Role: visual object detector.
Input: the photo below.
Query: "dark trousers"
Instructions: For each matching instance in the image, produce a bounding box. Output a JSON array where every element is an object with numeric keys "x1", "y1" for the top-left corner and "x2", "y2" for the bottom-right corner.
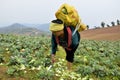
[{"x1": 65, "y1": 44, "x2": 79, "y2": 63}]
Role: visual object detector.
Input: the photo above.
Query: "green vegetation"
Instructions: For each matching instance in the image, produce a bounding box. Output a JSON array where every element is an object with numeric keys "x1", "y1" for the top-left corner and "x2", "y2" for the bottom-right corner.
[{"x1": 0, "y1": 34, "x2": 120, "y2": 80}]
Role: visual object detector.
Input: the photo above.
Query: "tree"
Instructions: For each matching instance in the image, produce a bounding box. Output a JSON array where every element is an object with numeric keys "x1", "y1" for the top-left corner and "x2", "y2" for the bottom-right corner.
[
  {"x1": 86, "y1": 25, "x2": 89, "y2": 29},
  {"x1": 106, "y1": 24, "x2": 110, "y2": 27},
  {"x1": 117, "y1": 19, "x2": 120, "y2": 25},
  {"x1": 101, "y1": 22, "x2": 105, "y2": 28},
  {"x1": 111, "y1": 21, "x2": 115, "y2": 26}
]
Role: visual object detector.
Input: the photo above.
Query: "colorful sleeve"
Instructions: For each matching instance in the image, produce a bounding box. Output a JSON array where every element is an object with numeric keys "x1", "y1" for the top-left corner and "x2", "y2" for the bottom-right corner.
[{"x1": 51, "y1": 34, "x2": 57, "y2": 55}]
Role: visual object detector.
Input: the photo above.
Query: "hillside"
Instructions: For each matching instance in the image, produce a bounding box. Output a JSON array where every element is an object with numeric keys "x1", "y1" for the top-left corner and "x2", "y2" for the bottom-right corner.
[
  {"x1": 0, "y1": 23, "x2": 47, "y2": 36},
  {"x1": 23, "y1": 23, "x2": 50, "y2": 32},
  {"x1": 80, "y1": 25, "x2": 120, "y2": 41}
]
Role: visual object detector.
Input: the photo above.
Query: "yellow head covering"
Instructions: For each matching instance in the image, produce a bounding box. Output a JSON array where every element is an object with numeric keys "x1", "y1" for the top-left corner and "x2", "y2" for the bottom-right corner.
[{"x1": 49, "y1": 22, "x2": 64, "y2": 32}]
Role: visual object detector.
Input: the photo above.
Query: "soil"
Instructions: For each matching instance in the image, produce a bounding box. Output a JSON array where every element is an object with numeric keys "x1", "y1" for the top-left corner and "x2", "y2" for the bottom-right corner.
[{"x1": 80, "y1": 25, "x2": 120, "y2": 41}]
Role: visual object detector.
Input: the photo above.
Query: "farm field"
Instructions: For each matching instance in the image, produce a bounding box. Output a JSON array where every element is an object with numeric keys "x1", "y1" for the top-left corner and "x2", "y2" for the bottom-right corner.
[
  {"x1": 80, "y1": 26, "x2": 120, "y2": 41},
  {"x1": 0, "y1": 34, "x2": 120, "y2": 80}
]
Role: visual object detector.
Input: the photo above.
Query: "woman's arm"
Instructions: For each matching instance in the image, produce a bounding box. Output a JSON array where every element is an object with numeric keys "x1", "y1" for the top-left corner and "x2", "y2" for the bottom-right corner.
[{"x1": 51, "y1": 34, "x2": 57, "y2": 55}]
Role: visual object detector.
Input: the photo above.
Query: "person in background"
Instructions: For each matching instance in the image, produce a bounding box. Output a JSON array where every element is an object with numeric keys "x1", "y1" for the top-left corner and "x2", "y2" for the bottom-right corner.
[{"x1": 49, "y1": 19, "x2": 80, "y2": 70}]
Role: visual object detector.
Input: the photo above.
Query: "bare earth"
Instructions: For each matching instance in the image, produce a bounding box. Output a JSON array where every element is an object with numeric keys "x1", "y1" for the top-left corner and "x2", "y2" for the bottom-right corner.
[{"x1": 80, "y1": 25, "x2": 120, "y2": 41}]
